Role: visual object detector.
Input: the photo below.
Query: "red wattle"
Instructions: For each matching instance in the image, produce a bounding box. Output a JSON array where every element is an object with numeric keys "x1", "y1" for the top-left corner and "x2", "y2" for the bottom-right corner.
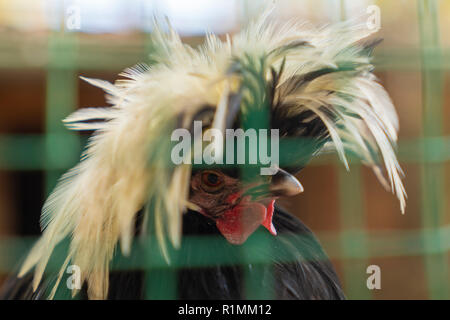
[
  {"x1": 216, "y1": 198, "x2": 277, "y2": 245},
  {"x1": 262, "y1": 200, "x2": 277, "y2": 235},
  {"x1": 216, "y1": 202, "x2": 266, "y2": 245}
]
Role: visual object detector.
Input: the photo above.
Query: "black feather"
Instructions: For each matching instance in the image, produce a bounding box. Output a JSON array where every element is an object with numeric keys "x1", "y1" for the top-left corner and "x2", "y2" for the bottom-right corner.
[{"x1": 1, "y1": 207, "x2": 344, "y2": 300}]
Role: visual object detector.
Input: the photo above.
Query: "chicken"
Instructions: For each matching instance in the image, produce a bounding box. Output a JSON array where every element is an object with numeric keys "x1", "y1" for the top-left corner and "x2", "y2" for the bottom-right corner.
[{"x1": 0, "y1": 7, "x2": 405, "y2": 300}]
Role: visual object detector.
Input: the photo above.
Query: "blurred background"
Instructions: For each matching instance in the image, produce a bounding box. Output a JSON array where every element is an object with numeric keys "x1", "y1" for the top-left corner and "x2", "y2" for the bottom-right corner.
[{"x1": 0, "y1": 0, "x2": 449, "y2": 299}]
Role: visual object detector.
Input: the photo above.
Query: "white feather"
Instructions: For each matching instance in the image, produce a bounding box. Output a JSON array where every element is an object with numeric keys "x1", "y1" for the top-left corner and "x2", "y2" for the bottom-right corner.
[{"x1": 19, "y1": 7, "x2": 406, "y2": 300}]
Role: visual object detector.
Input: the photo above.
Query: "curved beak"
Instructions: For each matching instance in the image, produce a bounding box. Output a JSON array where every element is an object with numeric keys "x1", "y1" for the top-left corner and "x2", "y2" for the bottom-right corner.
[
  {"x1": 241, "y1": 167, "x2": 304, "y2": 201},
  {"x1": 269, "y1": 168, "x2": 304, "y2": 197}
]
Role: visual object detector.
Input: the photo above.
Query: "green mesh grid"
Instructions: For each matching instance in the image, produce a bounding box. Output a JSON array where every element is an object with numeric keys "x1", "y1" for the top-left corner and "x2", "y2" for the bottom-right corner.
[{"x1": 0, "y1": 0, "x2": 449, "y2": 300}]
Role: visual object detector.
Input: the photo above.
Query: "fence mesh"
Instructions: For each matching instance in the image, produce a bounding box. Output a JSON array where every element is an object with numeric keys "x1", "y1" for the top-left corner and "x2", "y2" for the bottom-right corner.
[{"x1": 0, "y1": 0, "x2": 449, "y2": 299}]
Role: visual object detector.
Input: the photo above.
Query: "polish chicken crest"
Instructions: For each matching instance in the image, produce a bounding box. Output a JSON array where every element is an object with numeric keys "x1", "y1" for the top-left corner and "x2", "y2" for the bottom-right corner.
[{"x1": 17, "y1": 10, "x2": 406, "y2": 299}]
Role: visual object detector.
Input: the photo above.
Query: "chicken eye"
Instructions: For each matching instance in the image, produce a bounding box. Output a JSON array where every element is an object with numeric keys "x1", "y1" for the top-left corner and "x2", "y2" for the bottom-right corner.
[{"x1": 201, "y1": 171, "x2": 224, "y2": 192}]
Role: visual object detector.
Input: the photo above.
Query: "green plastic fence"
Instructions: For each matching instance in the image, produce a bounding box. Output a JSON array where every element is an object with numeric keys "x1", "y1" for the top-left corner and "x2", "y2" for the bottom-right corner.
[{"x1": 0, "y1": 0, "x2": 449, "y2": 299}]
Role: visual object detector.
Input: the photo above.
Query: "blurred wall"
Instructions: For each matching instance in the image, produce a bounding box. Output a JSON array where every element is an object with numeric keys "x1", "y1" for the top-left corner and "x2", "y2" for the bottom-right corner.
[{"x1": 0, "y1": 0, "x2": 449, "y2": 299}]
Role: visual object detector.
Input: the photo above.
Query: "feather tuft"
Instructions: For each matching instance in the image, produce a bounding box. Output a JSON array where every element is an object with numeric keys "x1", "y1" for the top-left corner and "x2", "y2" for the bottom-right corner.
[{"x1": 19, "y1": 8, "x2": 406, "y2": 299}]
